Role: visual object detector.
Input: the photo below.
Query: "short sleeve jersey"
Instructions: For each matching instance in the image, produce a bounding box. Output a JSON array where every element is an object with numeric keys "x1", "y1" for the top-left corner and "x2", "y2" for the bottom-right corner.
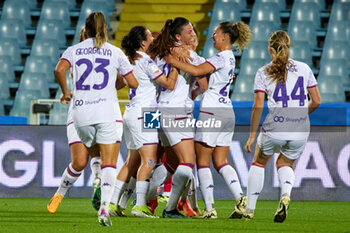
[
  {"x1": 61, "y1": 38, "x2": 133, "y2": 127},
  {"x1": 128, "y1": 51, "x2": 163, "y2": 107},
  {"x1": 254, "y1": 59, "x2": 318, "y2": 140},
  {"x1": 156, "y1": 49, "x2": 205, "y2": 108},
  {"x1": 202, "y1": 50, "x2": 235, "y2": 108}
]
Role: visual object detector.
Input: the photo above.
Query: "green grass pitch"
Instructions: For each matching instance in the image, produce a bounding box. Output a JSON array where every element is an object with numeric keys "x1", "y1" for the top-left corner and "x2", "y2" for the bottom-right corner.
[{"x1": 0, "y1": 198, "x2": 349, "y2": 233}]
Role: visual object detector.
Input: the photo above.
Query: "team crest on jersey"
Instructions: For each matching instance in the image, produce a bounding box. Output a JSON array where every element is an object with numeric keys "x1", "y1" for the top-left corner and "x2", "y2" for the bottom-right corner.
[
  {"x1": 150, "y1": 64, "x2": 160, "y2": 74},
  {"x1": 143, "y1": 110, "x2": 161, "y2": 129}
]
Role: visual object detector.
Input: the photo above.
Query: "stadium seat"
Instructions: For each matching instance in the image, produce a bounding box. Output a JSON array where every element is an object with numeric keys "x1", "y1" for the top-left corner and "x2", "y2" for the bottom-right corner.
[
  {"x1": 0, "y1": 19, "x2": 27, "y2": 47},
  {"x1": 241, "y1": 41, "x2": 269, "y2": 62},
  {"x1": 0, "y1": 78, "x2": 10, "y2": 100},
  {"x1": 325, "y1": 21, "x2": 350, "y2": 43},
  {"x1": 318, "y1": 59, "x2": 349, "y2": 87},
  {"x1": 0, "y1": 101, "x2": 5, "y2": 115},
  {"x1": 84, "y1": 0, "x2": 115, "y2": 11},
  {"x1": 6, "y1": 0, "x2": 38, "y2": 10},
  {"x1": 205, "y1": 3, "x2": 241, "y2": 36},
  {"x1": 10, "y1": 89, "x2": 42, "y2": 117},
  {"x1": 202, "y1": 38, "x2": 216, "y2": 58},
  {"x1": 230, "y1": 92, "x2": 254, "y2": 101},
  {"x1": 321, "y1": 41, "x2": 350, "y2": 63},
  {"x1": 318, "y1": 74, "x2": 350, "y2": 90},
  {"x1": 318, "y1": 78, "x2": 346, "y2": 102},
  {"x1": 255, "y1": 0, "x2": 286, "y2": 10},
  {"x1": 294, "y1": 0, "x2": 326, "y2": 11},
  {"x1": 31, "y1": 39, "x2": 60, "y2": 65},
  {"x1": 239, "y1": 59, "x2": 266, "y2": 76},
  {"x1": 40, "y1": 1, "x2": 71, "y2": 28},
  {"x1": 19, "y1": 72, "x2": 50, "y2": 99},
  {"x1": 0, "y1": 39, "x2": 22, "y2": 66},
  {"x1": 214, "y1": 0, "x2": 247, "y2": 8},
  {"x1": 233, "y1": 75, "x2": 255, "y2": 93},
  {"x1": 290, "y1": 2, "x2": 321, "y2": 29},
  {"x1": 250, "y1": 2, "x2": 281, "y2": 28},
  {"x1": 35, "y1": 20, "x2": 66, "y2": 48},
  {"x1": 249, "y1": 21, "x2": 277, "y2": 42},
  {"x1": 24, "y1": 55, "x2": 55, "y2": 83},
  {"x1": 1, "y1": 0, "x2": 32, "y2": 28},
  {"x1": 45, "y1": 0, "x2": 76, "y2": 10},
  {"x1": 0, "y1": 56, "x2": 15, "y2": 82},
  {"x1": 0, "y1": 71, "x2": 15, "y2": 84},
  {"x1": 80, "y1": 1, "x2": 111, "y2": 19},
  {"x1": 289, "y1": 42, "x2": 313, "y2": 67},
  {"x1": 329, "y1": 2, "x2": 350, "y2": 23},
  {"x1": 288, "y1": 21, "x2": 317, "y2": 49}
]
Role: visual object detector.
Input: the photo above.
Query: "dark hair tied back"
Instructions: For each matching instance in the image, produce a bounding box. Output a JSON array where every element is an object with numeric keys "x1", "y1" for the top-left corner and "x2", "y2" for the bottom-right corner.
[{"x1": 121, "y1": 26, "x2": 147, "y2": 62}]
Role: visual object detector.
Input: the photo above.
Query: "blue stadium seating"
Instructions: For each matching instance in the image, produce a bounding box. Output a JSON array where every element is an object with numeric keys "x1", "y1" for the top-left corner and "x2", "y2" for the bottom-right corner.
[
  {"x1": 1, "y1": 0, "x2": 32, "y2": 28},
  {"x1": 48, "y1": 112, "x2": 68, "y2": 125},
  {"x1": 201, "y1": 38, "x2": 216, "y2": 58},
  {"x1": 84, "y1": 0, "x2": 115, "y2": 11},
  {"x1": 30, "y1": 39, "x2": 60, "y2": 65},
  {"x1": 45, "y1": 0, "x2": 76, "y2": 10},
  {"x1": 230, "y1": 92, "x2": 254, "y2": 101},
  {"x1": 294, "y1": 0, "x2": 326, "y2": 11},
  {"x1": 0, "y1": 101, "x2": 5, "y2": 115},
  {"x1": 24, "y1": 55, "x2": 55, "y2": 83},
  {"x1": 249, "y1": 21, "x2": 277, "y2": 42},
  {"x1": 289, "y1": 42, "x2": 313, "y2": 68},
  {"x1": 0, "y1": 19, "x2": 27, "y2": 47},
  {"x1": 0, "y1": 78, "x2": 10, "y2": 100},
  {"x1": 0, "y1": 39, "x2": 21, "y2": 65},
  {"x1": 321, "y1": 41, "x2": 350, "y2": 65},
  {"x1": 0, "y1": 56, "x2": 15, "y2": 82},
  {"x1": 290, "y1": 2, "x2": 321, "y2": 29},
  {"x1": 255, "y1": 0, "x2": 286, "y2": 10},
  {"x1": 241, "y1": 41, "x2": 269, "y2": 62},
  {"x1": 318, "y1": 78, "x2": 346, "y2": 102},
  {"x1": 250, "y1": 2, "x2": 281, "y2": 28},
  {"x1": 10, "y1": 89, "x2": 42, "y2": 117},
  {"x1": 239, "y1": 59, "x2": 266, "y2": 76},
  {"x1": 325, "y1": 21, "x2": 350, "y2": 44},
  {"x1": 35, "y1": 20, "x2": 66, "y2": 48},
  {"x1": 40, "y1": 1, "x2": 71, "y2": 28},
  {"x1": 288, "y1": 21, "x2": 317, "y2": 49},
  {"x1": 329, "y1": 2, "x2": 350, "y2": 23},
  {"x1": 0, "y1": 71, "x2": 15, "y2": 85},
  {"x1": 19, "y1": 72, "x2": 50, "y2": 99},
  {"x1": 233, "y1": 75, "x2": 255, "y2": 93},
  {"x1": 318, "y1": 59, "x2": 349, "y2": 87},
  {"x1": 7, "y1": 0, "x2": 38, "y2": 10},
  {"x1": 214, "y1": 0, "x2": 247, "y2": 8}
]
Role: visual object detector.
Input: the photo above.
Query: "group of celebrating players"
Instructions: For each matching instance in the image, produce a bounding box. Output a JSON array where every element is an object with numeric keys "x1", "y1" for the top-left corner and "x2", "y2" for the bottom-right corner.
[{"x1": 46, "y1": 11, "x2": 321, "y2": 226}]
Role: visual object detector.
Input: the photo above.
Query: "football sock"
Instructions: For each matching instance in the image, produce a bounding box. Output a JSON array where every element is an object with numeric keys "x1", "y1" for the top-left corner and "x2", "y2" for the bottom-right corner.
[
  {"x1": 136, "y1": 181, "x2": 149, "y2": 206},
  {"x1": 217, "y1": 163, "x2": 243, "y2": 200},
  {"x1": 119, "y1": 176, "x2": 136, "y2": 209},
  {"x1": 148, "y1": 164, "x2": 172, "y2": 200},
  {"x1": 198, "y1": 166, "x2": 214, "y2": 211},
  {"x1": 246, "y1": 164, "x2": 265, "y2": 212},
  {"x1": 110, "y1": 179, "x2": 127, "y2": 205},
  {"x1": 90, "y1": 157, "x2": 101, "y2": 179},
  {"x1": 188, "y1": 173, "x2": 199, "y2": 209},
  {"x1": 57, "y1": 163, "x2": 82, "y2": 197},
  {"x1": 100, "y1": 166, "x2": 117, "y2": 208},
  {"x1": 278, "y1": 166, "x2": 294, "y2": 198},
  {"x1": 165, "y1": 164, "x2": 193, "y2": 211}
]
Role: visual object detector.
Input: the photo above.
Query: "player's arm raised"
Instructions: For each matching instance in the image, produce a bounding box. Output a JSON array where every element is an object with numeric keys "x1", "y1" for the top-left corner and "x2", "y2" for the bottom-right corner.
[{"x1": 55, "y1": 59, "x2": 72, "y2": 104}]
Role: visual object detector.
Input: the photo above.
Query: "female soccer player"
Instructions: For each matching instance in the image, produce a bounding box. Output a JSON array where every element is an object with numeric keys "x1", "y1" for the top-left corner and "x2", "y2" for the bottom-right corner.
[
  {"x1": 148, "y1": 17, "x2": 207, "y2": 218},
  {"x1": 54, "y1": 12, "x2": 138, "y2": 226},
  {"x1": 110, "y1": 26, "x2": 179, "y2": 218},
  {"x1": 243, "y1": 30, "x2": 320, "y2": 222},
  {"x1": 47, "y1": 28, "x2": 102, "y2": 214},
  {"x1": 165, "y1": 21, "x2": 252, "y2": 218}
]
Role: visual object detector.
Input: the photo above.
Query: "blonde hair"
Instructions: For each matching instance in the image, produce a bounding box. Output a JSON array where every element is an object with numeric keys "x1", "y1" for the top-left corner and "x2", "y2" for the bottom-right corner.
[
  {"x1": 265, "y1": 30, "x2": 292, "y2": 84},
  {"x1": 219, "y1": 21, "x2": 252, "y2": 52},
  {"x1": 79, "y1": 28, "x2": 86, "y2": 42},
  {"x1": 85, "y1": 12, "x2": 107, "y2": 48}
]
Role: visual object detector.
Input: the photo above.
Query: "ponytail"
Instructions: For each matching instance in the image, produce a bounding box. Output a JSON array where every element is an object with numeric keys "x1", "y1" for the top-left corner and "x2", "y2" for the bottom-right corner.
[
  {"x1": 219, "y1": 21, "x2": 252, "y2": 52},
  {"x1": 265, "y1": 30, "x2": 292, "y2": 85},
  {"x1": 85, "y1": 12, "x2": 107, "y2": 48},
  {"x1": 148, "y1": 17, "x2": 190, "y2": 59},
  {"x1": 121, "y1": 26, "x2": 147, "y2": 63}
]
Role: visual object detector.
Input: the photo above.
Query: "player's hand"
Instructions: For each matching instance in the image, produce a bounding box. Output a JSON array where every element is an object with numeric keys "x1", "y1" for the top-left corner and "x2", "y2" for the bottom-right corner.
[
  {"x1": 164, "y1": 53, "x2": 175, "y2": 64},
  {"x1": 170, "y1": 47, "x2": 193, "y2": 63},
  {"x1": 60, "y1": 91, "x2": 72, "y2": 104},
  {"x1": 244, "y1": 136, "x2": 255, "y2": 153}
]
